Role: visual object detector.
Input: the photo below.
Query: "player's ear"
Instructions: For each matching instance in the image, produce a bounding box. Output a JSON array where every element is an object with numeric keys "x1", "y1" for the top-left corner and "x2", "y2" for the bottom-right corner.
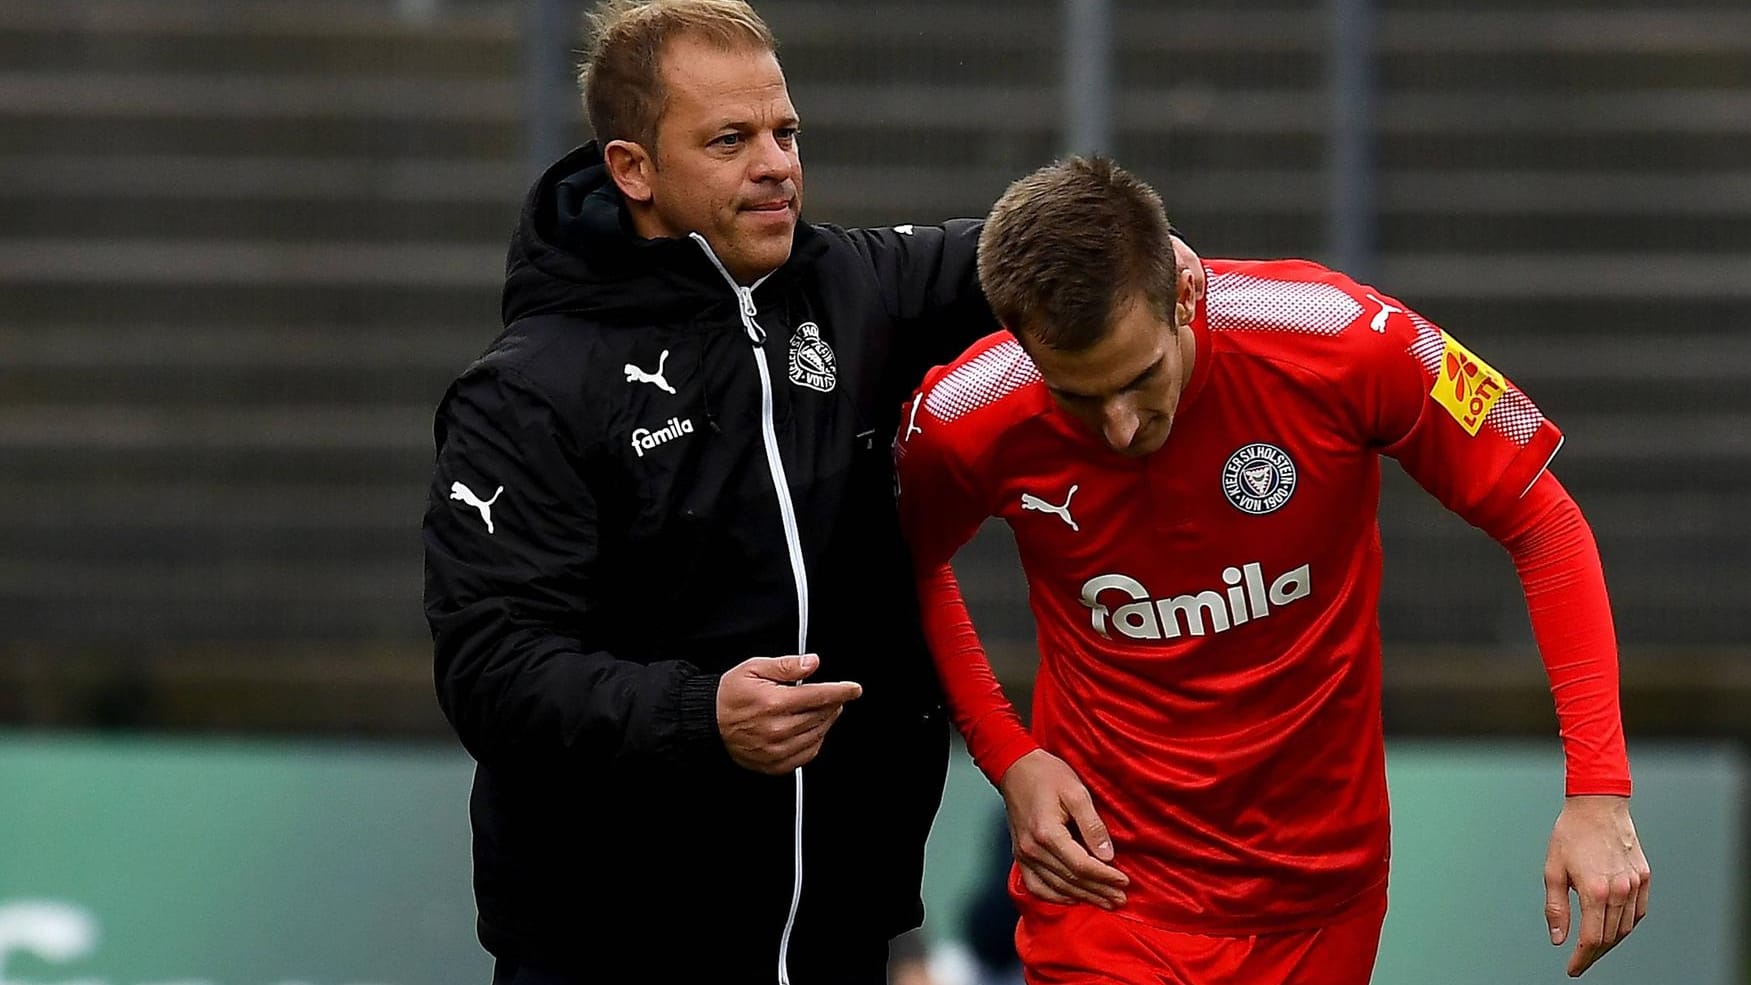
[
  {"x1": 604, "y1": 139, "x2": 656, "y2": 204},
  {"x1": 1174, "y1": 262, "x2": 1198, "y2": 328}
]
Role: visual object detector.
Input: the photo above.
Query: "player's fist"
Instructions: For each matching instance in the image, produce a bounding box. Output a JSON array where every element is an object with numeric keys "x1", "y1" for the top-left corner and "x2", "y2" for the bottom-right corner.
[
  {"x1": 716, "y1": 653, "x2": 862, "y2": 774},
  {"x1": 999, "y1": 749, "x2": 1129, "y2": 909}
]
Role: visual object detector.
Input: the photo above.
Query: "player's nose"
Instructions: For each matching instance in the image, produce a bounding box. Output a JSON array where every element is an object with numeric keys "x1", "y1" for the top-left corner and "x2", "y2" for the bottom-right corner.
[{"x1": 1100, "y1": 404, "x2": 1141, "y2": 452}]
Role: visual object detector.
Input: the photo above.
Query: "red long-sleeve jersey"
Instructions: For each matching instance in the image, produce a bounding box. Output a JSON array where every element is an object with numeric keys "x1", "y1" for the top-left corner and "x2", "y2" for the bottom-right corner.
[{"x1": 894, "y1": 257, "x2": 1630, "y2": 933}]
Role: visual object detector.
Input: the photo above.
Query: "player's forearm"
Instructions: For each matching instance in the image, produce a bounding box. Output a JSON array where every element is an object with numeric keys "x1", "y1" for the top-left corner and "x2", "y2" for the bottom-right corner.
[
  {"x1": 916, "y1": 561, "x2": 1040, "y2": 783},
  {"x1": 1488, "y1": 471, "x2": 1632, "y2": 796}
]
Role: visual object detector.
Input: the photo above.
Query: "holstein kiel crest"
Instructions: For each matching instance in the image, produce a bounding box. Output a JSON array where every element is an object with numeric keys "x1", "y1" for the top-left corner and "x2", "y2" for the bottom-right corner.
[
  {"x1": 1222, "y1": 442, "x2": 1297, "y2": 515},
  {"x1": 787, "y1": 321, "x2": 837, "y2": 392}
]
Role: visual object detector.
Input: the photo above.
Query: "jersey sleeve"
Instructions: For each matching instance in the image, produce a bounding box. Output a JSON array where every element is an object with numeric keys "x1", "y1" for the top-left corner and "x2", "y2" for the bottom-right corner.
[
  {"x1": 1357, "y1": 297, "x2": 1564, "y2": 523},
  {"x1": 1483, "y1": 471, "x2": 1632, "y2": 796},
  {"x1": 892, "y1": 370, "x2": 997, "y2": 569},
  {"x1": 893, "y1": 371, "x2": 1040, "y2": 782}
]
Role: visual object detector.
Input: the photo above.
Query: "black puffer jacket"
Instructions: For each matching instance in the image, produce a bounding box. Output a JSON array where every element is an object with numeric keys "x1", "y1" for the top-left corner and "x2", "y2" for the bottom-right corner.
[{"x1": 423, "y1": 143, "x2": 995, "y2": 983}]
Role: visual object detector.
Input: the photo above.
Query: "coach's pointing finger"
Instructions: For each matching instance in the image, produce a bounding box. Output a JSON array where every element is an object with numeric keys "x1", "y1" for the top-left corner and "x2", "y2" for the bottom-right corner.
[{"x1": 718, "y1": 654, "x2": 860, "y2": 773}]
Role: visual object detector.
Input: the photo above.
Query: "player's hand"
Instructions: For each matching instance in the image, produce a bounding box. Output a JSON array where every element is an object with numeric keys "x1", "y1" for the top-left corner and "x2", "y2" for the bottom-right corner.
[
  {"x1": 998, "y1": 749, "x2": 1129, "y2": 909},
  {"x1": 1542, "y1": 794, "x2": 1651, "y2": 977},
  {"x1": 716, "y1": 653, "x2": 862, "y2": 774}
]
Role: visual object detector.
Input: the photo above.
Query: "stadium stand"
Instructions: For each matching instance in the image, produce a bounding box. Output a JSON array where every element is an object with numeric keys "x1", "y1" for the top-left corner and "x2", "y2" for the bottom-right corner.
[{"x1": 0, "y1": 0, "x2": 1745, "y2": 734}]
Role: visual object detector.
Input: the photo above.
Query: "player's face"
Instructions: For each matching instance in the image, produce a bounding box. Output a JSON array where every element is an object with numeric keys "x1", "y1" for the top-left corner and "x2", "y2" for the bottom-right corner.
[
  {"x1": 1027, "y1": 294, "x2": 1194, "y2": 458},
  {"x1": 616, "y1": 38, "x2": 804, "y2": 283}
]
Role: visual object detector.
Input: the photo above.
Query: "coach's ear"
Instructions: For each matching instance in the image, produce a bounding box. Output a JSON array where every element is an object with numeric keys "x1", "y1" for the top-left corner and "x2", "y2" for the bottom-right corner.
[{"x1": 604, "y1": 139, "x2": 656, "y2": 204}]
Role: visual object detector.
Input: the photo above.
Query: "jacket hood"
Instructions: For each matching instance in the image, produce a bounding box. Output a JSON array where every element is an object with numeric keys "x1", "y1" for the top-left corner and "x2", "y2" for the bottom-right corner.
[{"x1": 501, "y1": 141, "x2": 825, "y2": 326}]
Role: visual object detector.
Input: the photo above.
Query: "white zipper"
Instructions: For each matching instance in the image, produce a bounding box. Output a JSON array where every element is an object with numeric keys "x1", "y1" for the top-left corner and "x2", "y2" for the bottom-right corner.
[{"x1": 692, "y1": 234, "x2": 810, "y2": 985}]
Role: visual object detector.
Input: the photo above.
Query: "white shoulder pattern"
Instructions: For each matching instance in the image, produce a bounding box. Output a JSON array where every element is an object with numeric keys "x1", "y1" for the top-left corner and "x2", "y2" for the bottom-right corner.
[
  {"x1": 923, "y1": 339, "x2": 1041, "y2": 422},
  {"x1": 1206, "y1": 270, "x2": 1364, "y2": 337}
]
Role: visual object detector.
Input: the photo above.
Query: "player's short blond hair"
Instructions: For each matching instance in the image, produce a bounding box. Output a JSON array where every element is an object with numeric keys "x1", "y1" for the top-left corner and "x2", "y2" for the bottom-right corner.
[
  {"x1": 579, "y1": 0, "x2": 778, "y2": 155},
  {"x1": 979, "y1": 157, "x2": 1181, "y2": 352}
]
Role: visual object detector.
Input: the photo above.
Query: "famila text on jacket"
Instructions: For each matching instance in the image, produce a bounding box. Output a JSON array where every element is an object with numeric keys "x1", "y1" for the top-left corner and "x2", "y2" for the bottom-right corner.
[{"x1": 631, "y1": 416, "x2": 695, "y2": 457}]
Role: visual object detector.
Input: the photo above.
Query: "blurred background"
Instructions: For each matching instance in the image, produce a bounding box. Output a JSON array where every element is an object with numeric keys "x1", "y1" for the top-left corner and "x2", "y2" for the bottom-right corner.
[{"x1": 0, "y1": 0, "x2": 1745, "y2": 982}]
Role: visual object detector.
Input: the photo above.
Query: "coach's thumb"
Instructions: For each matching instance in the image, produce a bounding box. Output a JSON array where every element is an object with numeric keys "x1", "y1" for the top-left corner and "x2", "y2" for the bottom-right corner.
[
  {"x1": 765, "y1": 653, "x2": 820, "y2": 683},
  {"x1": 1544, "y1": 868, "x2": 1571, "y2": 945}
]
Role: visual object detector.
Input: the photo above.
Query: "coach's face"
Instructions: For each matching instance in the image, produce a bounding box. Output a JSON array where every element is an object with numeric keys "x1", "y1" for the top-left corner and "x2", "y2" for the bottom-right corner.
[
  {"x1": 1026, "y1": 273, "x2": 1199, "y2": 458},
  {"x1": 608, "y1": 36, "x2": 803, "y2": 284}
]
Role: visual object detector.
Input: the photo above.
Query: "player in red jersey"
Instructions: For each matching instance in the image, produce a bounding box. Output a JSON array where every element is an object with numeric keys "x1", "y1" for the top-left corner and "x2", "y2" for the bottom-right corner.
[{"x1": 894, "y1": 158, "x2": 1651, "y2": 984}]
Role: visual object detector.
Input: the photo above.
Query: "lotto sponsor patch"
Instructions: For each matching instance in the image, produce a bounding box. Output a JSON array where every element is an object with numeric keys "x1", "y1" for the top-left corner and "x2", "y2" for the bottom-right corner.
[{"x1": 1431, "y1": 334, "x2": 1506, "y2": 436}]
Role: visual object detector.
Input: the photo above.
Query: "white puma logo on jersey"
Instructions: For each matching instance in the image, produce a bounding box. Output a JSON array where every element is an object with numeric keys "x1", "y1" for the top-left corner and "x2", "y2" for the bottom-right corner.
[
  {"x1": 624, "y1": 350, "x2": 676, "y2": 394},
  {"x1": 904, "y1": 393, "x2": 925, "y2": 441},
  {"x1": 1021, "y1": 484, "x2": 1079, "y2": 531},
  {"x1": 1365, "y1": 294, "x2": 1402, "y2": 333},
  {"x1": 450, "y1": 481, "x2": 504, "y2": 534}
]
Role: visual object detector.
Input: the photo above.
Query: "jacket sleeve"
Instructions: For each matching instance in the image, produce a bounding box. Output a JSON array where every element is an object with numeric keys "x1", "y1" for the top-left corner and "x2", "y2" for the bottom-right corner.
[
  {"x1": 422, "y1": 366, "x2": 724, "y2": 768},
  {"x1": 840, "y1": 220, "x2": 1000, "y2": 377}
]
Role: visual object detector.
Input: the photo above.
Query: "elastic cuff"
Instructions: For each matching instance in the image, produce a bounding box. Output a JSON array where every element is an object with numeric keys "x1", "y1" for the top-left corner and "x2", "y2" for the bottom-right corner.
[
  {"x1": 980, "y1": 734, "x2": 1043, "y2": 788},
  {"x1": 1565, "y1": 778, "x2": 1633, "y2": 798},
  {"x1": 676, "y1": 671, "x2": 729, "y2": 763}
]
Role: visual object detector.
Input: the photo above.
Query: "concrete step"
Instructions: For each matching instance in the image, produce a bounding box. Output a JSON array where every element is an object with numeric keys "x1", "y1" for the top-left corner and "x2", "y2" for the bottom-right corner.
[
  {"x1": 0, "y1": 413, "x2": 430, "y2": 486},
  {"x1": 0, "y1": 557, "x2": 424, "y2": 643},
  {"x1": 0, "y1": 12, "x2": 514, "y2": 79},
  {"x1": 0, "y1": 113, "x2": 521, "y2": 159},
  {"x1": 0, "y1": 280, "x2": 495, "y2": 332},
  {"x1": 14, "y1": 105, "x2": 1750, "y2": 178},
  {"x1": 0, "y1": 354, "x2": 467, "y2": 408},
  {"x1": 0, "y1": 239, "x2": 500, "y2": 287},
  {"x1": 0, "y1": 320, "x2": 487, "y2": 365},
  {"x1": 13, "y1": 68, "x2": 1744, "y2": 138},
  {"x1": 13, "y1": 155, "x2": 1750, "y2": 250},
  {"x1": 8, "y1": 3, "x2": 1744, "y2": 99},
  {"x1": 1, "y1": 191, "x2": 517, "y2": 246}
]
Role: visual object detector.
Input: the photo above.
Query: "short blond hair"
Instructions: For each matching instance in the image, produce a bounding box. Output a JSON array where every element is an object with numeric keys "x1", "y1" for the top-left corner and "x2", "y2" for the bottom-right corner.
[{"x1": 579, "y1": 0, "x2": 778, "y2": 153}]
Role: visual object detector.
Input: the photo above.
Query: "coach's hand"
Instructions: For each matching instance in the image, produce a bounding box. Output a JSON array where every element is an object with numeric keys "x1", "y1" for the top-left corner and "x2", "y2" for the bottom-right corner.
[
  {"x1": 999, "y1": 749, "x2": 1129, "y2": 909},
  {"x1": 1543, "y1": 794, "x2": 1651, "y2": 977},
  {"x1": 717, "y1": 653, "x2": 862, "y2": 775}
]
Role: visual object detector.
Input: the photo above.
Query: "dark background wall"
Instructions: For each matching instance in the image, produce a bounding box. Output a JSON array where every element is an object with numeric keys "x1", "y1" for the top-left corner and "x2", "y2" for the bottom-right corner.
[{"x1": 1, "y1": 0, "x2": 1746, "y2": 743}]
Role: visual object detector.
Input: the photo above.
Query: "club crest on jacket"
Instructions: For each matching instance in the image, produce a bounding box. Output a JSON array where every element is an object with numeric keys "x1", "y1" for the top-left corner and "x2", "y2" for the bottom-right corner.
[{"x1": 787, "y1": 321, "x2": 837, "y2": 392}]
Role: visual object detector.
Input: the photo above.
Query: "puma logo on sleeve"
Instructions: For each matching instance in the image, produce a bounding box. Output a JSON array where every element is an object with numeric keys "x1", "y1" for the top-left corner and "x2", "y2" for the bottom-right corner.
[{"x1": 450, "y1": 481, "x2": 505, "y2": 534}]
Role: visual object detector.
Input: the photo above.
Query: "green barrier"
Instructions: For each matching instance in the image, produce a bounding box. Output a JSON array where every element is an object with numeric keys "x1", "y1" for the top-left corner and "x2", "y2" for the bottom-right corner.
[
  {"x1": 0, "y1": 734, "x2": 487, "y2": 985},
  {"x1": 1, "y1": 735, "x2": 1742, "y2": 984}
]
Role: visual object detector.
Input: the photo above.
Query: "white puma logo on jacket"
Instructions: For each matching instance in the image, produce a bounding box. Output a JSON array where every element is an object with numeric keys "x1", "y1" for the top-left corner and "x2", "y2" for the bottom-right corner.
[
  {"x1": 624, "y1": 350, "x2": 676, "y2": 394},
  {"x1": 450, "y1": 481, "x2": 504, "y2": 534}
]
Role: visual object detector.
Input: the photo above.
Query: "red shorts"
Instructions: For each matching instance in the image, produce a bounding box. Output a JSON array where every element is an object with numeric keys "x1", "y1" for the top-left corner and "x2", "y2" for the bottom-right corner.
[{"x1": 1015, "y1": 895, "x2": 1387, "y2": 985}]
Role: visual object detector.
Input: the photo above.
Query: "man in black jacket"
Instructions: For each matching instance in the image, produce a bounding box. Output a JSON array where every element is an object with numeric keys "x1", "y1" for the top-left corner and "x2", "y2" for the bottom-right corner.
[
  {"x1": 424, "y1": 3, "x2": 1198, "y2": 982},
  {"x1": 422, "y1": 3, "x2": 993, "y2": 982}
]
